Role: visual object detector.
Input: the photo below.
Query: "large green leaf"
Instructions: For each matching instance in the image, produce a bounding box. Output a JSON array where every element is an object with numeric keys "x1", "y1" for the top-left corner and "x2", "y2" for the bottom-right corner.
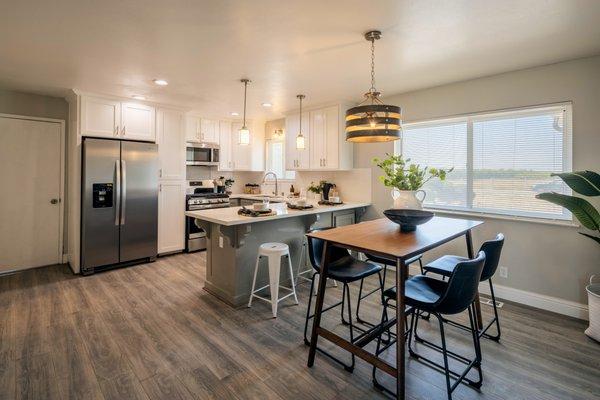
[
  {"x1": 552, "y1": 171, "x2": 600, "y2": 196},
  {"x1": 535, "y1": 192, "x2": 600, "y2": 230},
  {"x1": 579, "y1": 232, "x2": 600, "y2": 246}
]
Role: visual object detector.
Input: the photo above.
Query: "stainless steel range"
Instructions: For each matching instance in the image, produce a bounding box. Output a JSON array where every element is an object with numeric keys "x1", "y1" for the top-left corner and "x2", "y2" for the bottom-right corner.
[{"x1": 185, "y1": 180, "x2": 230, "y2": 252}]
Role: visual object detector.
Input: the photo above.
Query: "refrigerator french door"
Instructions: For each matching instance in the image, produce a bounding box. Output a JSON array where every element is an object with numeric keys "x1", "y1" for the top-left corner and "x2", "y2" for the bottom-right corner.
[{"x1": 81, "y1": 138, "x2": 158, "y2": 274}]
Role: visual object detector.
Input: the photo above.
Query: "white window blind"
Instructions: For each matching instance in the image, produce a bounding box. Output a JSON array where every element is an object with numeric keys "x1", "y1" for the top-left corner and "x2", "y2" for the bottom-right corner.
[{"x1": 396, "y1": 104, "x2": 572, "y2": 220}]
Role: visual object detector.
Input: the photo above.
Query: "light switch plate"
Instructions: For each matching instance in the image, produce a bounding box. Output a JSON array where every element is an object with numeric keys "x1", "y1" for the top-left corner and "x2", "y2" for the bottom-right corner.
[{"x1": 499, "y1": 266, "x2": 508, "y2": 278}]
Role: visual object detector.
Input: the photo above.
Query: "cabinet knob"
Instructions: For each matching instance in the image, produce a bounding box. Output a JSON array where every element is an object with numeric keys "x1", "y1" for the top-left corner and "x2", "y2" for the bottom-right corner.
[{"x1": 50, "y1": 198, "x2": 59, "y2": 205}]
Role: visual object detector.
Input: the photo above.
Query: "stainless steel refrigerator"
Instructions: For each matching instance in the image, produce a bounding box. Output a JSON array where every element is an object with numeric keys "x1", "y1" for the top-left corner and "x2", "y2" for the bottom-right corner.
[{"x1": 81, "y1": 138, "x2": 158, "y2": 274}]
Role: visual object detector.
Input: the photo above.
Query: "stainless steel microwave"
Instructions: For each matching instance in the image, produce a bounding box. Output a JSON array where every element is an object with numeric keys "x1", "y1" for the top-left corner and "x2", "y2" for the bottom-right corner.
[{"x1": 186, "y1": 142, "x2": 219, "y2": 166}]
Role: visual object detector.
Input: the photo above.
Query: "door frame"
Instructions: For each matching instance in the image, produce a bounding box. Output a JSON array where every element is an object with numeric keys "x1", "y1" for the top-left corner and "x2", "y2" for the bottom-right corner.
[{"x1": 0, "y1": 113, "x2": 66, "y2": 267}]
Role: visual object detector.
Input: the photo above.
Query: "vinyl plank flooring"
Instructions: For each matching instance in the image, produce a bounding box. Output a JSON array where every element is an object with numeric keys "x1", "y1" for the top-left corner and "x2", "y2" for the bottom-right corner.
[{"x1": 1, "y1": 252, "x2": 598, "y2": 400}]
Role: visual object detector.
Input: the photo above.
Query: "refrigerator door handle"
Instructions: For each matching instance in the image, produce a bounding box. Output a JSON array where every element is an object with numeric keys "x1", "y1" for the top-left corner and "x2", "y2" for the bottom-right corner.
[
  {"x1": 121, "y1": 160, "x2": 127, "y2": 225},
  {"x1": 115, "y1": 160, "x2": 121, "y2": 226}
]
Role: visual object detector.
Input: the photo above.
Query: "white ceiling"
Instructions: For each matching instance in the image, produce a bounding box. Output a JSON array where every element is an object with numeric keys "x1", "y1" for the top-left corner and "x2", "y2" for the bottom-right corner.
[{"x1": 1, "y1": 0, "x2": 599, "y2": 119}]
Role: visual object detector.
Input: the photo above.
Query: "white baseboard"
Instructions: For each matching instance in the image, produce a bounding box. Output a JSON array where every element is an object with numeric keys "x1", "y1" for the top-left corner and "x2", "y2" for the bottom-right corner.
[
  {"x1": 478, "y1": 282, "x2": 589, "y2": 321},
  {"x1": 407, "y1": 264, "x2": 589, "y2": 321}
]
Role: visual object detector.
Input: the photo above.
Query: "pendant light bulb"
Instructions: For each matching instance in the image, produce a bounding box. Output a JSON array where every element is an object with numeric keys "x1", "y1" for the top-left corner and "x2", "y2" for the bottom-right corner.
[
  {"x1": 296, "y1": 94, "x2": 306, "y2": 150},
  {"x1": 238, "y1": 78, "x2": 251, "y2": 145}
]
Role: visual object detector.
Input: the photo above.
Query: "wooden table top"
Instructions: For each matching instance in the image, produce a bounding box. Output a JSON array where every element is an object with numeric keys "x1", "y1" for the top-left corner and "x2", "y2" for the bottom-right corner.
[{"x1": 307, "y1": 216, "x2": 483, "y2": 260}]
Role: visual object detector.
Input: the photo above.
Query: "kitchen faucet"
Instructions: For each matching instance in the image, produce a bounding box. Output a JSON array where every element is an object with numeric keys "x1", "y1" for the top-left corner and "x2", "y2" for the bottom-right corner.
[{"x1": 262, "y1": 172, "x2": 278, "y2": 196}]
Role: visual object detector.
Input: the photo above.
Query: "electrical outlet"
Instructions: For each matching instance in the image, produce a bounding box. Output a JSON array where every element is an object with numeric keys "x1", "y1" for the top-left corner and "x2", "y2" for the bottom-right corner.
[
  {"x1": 499, "y1": 266, "x2": 508, "y2": 279},
  {"x1": 219, "y1": 236, "x2": 224, "y2": 248}
]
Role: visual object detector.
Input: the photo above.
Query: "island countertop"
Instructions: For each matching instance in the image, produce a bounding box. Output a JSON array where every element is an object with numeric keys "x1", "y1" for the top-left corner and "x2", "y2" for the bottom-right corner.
[{"x1": 186, "y1": 201, "x2": 370, "y2": 226}]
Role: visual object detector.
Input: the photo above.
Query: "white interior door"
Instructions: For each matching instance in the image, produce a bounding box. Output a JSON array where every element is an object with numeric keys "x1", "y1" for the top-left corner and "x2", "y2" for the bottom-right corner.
[{"x1": 0, "y1": 116, "x2": 63, "y2": 272}]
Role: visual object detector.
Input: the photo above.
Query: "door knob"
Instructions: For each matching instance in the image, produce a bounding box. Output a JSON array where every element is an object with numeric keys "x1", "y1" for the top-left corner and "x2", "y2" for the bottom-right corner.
[{"x1": 50, "y1": 198, "x2": 59, "y2": 204}]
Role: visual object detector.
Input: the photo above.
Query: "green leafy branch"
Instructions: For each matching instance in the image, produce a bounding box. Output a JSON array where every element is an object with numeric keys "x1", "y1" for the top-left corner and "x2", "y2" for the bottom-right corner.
[
  {"x1": 372, "y1": 153, "x2": 453, "y2": 191},
  {"x1": 536, "y1": 170, "x2": 600, "y2": 245}
]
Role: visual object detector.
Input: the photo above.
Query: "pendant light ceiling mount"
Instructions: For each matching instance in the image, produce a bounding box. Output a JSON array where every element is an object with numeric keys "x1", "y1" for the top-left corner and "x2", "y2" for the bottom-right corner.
[
  {"x1": 345, "y1": 30, "x2": 402, "y2": 143},
  {"x1": 238, "y1": 78, "x2": 251, "y2": 145}
]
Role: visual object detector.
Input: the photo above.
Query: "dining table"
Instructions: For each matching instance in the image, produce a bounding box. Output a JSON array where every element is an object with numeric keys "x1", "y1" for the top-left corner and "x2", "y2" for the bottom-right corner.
[{"x1": 306, "y1": 215, "x2": 483, "y2": 399}]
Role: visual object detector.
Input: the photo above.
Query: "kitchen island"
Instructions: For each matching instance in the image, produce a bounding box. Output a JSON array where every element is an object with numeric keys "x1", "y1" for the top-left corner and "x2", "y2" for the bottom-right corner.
[{"x1": 186, "y1": 201, "x2": 370, "y2": 307}]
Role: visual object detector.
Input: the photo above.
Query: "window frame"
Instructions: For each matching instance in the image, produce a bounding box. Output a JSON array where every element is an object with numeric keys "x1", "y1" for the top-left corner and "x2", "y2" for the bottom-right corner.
[
  {"x1": 264, "y1": 136, "x2": 295, "y2": 182},
  {"x1": 396, "y1": 102, "x2": 573, "y2": 222}
]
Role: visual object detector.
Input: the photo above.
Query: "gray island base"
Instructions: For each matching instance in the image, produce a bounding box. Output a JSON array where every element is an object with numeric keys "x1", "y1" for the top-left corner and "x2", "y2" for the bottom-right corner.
[{"x1": 187, "y1": 202, "x2": 369, "y2": 307}]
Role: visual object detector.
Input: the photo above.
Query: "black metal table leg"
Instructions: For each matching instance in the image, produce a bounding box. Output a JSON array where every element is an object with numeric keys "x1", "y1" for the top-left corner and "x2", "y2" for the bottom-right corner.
[{"x1": 307, "y1": 240, "x2": 330, "y2": 367}]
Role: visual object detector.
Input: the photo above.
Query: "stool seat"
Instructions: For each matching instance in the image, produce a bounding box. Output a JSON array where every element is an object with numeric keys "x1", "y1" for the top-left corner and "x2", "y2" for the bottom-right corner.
[
  {"x1": 384, "y1": 275, "x2": 447, "y2": 311},
  {"x1": 326, "y1": 256, "x2": 382, "y2": 283},
  {"x1": 423, "y1": 255, "x2": 467, "y2": 277},
  {"x1": 259, "y1": 242, "x2": 290, "y2": 256}
]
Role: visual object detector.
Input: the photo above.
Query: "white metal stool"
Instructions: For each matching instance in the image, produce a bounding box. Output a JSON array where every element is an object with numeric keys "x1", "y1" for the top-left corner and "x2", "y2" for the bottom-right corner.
[{"x1": 248, "y1": 242, "x2": 299, "y2": 318}]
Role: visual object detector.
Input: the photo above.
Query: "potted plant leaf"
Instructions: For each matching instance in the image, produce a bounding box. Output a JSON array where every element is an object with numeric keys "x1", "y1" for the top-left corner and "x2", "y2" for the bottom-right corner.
[
  {"x1": 373, "y1": 153, "x2": 453, "y2": 209},
  {"x1": 536, "y1": 170, "x2": 600, "y2": 341}
]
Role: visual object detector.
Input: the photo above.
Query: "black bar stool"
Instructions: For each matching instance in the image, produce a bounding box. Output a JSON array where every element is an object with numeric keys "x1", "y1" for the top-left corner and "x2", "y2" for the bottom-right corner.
[
  {"x1": 303, "y1": 228, "x2": 384, "y2": 372},
  {"x1": 423, "y1": 233, "x2": 504, "y2": 340},
  {"x1": 373, "y1": 251, "x2": 487, "y2": 399}
]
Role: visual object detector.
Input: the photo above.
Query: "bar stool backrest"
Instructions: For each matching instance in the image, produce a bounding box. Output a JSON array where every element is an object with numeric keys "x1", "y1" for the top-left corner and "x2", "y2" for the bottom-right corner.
[
  {"x1": 306, "y1": 228, "x2": 350, "y2": 272},
  {"x1": 479, "y1": 233, "x2": 504, "y2": 282},
  {"x1": 436, "y1": 251, "x2": 486, "y2": 315}
]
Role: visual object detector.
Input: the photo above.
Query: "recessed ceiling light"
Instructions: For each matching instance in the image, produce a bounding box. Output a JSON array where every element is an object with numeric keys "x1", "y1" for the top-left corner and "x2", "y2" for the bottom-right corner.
[
  {"x1": 261, "y1": 102, "x2": 272, "y2": 107},
  {"x1": 153, "y1": 79, "x2": 168, "y2": 86},
  {"x1": 132, "y1": 95, "x2": 146, "y2": 100},
  {"x1": 230, "y1": 112, "x2": 240, "y2": 116}
]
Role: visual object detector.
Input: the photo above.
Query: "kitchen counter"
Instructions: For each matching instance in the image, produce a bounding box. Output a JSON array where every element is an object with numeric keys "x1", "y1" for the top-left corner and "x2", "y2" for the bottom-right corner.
[
  {"x1": 187, "y1": 201, "x2": 370, "y2": 307},
  {"x1": 185, "y1": 201, "x2": 370, "y2": 226}
]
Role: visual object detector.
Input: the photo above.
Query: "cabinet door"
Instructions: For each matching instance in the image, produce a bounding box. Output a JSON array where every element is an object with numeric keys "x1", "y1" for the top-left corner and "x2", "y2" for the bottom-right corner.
[
  {"x1": 185, "y1": 116, "x2": 201, "y2": 141},
  {"x1": 333, "y1": 211, "x2": 355, "y2": 227},
  {"x1": 323, "y1": 106, "x2": 339, "y2": 169},
  {"x1": 218, "y1": 120, "x2": 233, "y2": 171},
  {"x1": 231, "y1": 122, "x2": 251, "y2": 170},
  {"x1": 121, "y1": 102, "x2": 156, "y2": 142},
  {"x1": 81, "y1": 96, "x2": 121, "y2": 138},
  {"x1": 157, "y1": 109, "x2": 185, "y2": 180},
  {"x1": 309, "y1": 106, "x2": 339, "y2": 169},
  {"x1": 158, "y1": 181, "x2": 185, "y2": 253},
  {"x1": 309, "y1": 109, "x2": 326, "y2": 169},
  {"x1": 285, "y1": 113, "x2": 310, "y2": 170},
  {"x1": 201, "y1": 119, "x2": 219, "y2": 143}
]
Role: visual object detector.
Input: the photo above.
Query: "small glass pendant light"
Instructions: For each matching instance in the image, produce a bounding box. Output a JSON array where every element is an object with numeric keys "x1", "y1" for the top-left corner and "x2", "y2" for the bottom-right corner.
[
  {"x1": 238, "y1": 78, "x2": 251, "y2": 145},
  {"x1": 345, "y1": 30, "x2": 401, "y2": 143},
  {"x1": 296, "y1": 94, "x2": 306, "y2": 150}
]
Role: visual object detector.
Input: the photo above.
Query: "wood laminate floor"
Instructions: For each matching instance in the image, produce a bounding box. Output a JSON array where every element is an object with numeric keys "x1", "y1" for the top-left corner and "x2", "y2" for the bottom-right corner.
[{"x1": 0, "y1": 252, "x2": 598, "y2": 400}]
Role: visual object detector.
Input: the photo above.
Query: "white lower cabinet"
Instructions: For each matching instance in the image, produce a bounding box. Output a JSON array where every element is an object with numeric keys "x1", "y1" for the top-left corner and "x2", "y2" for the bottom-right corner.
[{"x1": 158, "y1": 181, "x2": 185, "y2": 254}]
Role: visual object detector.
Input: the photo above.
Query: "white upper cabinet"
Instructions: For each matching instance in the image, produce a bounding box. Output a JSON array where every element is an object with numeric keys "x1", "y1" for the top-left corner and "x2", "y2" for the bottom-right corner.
[
  {"x1": 185, "y1": 115, "x2": 201, "y2": 142},
  {"x1": 218, "y1": 120, "x2": 233, "y2": 171},
  {"x1": 201, "y1": 119, "x2": 219, "y2": 143},
  {"x1": 157, "y1": 109, "x2": 185, "y2": 181},
  {"x1": 284, "y1": 104, "x2": 352, "y2": 171},
  {"x1": 81, "y1": 96, "x2": 121, "y2": 138},
  {"x1": 285, "y1": 112, "x2": 310, "y2": 170},
  {"x1": 121, "y1": 102, "x2": 156, "y2": 141},
  {"x1": 80, "y1": 95, "x2": 155, "y2": 142},
  {"x1": 310, "y1": 105, "x2": 339, "y2": 170},
  {"x1": 185, "y1": 115, "x2": 218, "y2": 143}
]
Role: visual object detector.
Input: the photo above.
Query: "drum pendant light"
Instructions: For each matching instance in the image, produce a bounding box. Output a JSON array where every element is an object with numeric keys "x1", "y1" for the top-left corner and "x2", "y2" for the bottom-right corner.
[
  {"x1": 238, "y1": 78, "x2": 251, "y2": 145},
  {"x1": 345, "y1": 30, "x2": 401, "y2": 143},
  {"x1": 296, "y1": 94, "x2": 306, "y2": 149}
]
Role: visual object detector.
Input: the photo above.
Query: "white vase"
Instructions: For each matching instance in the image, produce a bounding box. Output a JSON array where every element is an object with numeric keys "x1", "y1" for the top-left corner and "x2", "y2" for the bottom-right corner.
[{"x1": 391, "y1": 189, "x2": 426, "y2": 210}]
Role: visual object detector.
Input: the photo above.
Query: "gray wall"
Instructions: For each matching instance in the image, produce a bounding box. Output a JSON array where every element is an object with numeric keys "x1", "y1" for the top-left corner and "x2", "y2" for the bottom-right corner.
[
  {"x1": 355, "y1": 56, "x2": 600, "y2": 305},
  {"x1": 0, "y1": 89, "x2": 69, "y2": 253}
]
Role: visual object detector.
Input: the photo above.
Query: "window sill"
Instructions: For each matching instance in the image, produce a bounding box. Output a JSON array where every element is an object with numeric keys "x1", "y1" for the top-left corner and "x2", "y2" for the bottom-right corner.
[{"x1": 424, "y1": 207, "x2": 579, "y2": 228}]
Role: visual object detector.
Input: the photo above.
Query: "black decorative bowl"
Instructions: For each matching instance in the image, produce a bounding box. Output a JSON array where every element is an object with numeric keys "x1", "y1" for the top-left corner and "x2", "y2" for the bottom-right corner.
[{"x1": 383, "y1": 209, "x2": 434, "y2": 232}]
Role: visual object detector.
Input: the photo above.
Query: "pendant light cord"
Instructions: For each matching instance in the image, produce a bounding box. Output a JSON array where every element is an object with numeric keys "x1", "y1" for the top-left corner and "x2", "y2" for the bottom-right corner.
[
  {"x1": 242, "y1": 80, "x2": 248, "y2": 128},
  {"x1": 370, "y1": 37, "x2": 376, "y2": 94},
  {"x1": 299, "y1": 96, "x2": 302, "y2": 132}
]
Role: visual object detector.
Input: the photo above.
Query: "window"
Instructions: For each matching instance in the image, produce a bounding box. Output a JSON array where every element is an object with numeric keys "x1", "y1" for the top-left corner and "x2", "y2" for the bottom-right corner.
[
  {"x1": 396, "y1": 104, "x2": 572, "y2": 220},
  {"x1": 265, "y1": 138, "x2": 295, "y2": 180}
]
